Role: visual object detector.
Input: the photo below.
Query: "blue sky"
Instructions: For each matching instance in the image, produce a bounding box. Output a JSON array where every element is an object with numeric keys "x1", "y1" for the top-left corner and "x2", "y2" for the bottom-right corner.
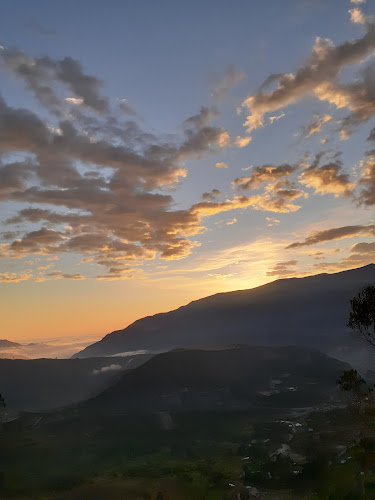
[{"x1": 1, "y1": 0, "x2": 375, "y2": 341}]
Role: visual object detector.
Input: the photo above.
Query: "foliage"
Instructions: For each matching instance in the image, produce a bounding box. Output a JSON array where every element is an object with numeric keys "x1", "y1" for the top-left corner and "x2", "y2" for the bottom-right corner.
[
  {"x1": 337, "y1": 369, "x2": 365, "y2": 393},
  {"x1": 348, "y1": 285, "x2": 375, "y2": 347},
  {"x1": 338, "y1": 285, "x2": 375, "y2": 427}
]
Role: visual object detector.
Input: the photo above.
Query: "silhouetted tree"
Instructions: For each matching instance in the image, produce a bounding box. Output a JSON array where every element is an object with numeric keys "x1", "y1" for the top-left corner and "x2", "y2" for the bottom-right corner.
[
  {"x1": 0, "y1": 394, "x2": 4, "y2": 409},
  {"x1": 338, "y1": 285, "x2": 375, "y2": 426},
  {"x1": 348, "y1": 285, "x2": 375, "y2": 347}
]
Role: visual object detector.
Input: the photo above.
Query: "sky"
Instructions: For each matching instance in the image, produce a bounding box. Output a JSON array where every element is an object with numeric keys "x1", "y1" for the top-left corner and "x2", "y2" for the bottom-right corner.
[{"x1": 1, "y1": 0, "x2": 375, "y2": 344}]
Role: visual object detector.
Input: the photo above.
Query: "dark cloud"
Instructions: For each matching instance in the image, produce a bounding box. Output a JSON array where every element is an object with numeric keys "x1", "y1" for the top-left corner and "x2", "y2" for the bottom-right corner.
[
  {"x1": 266, "y1": 260, "x2": 298, "y2": 277},
  {"x1": 350, "y1": 241, "x2": 375, "y2": 253},
  {"x1": 201, "y1": 189, "x2": 222, "y2": 201},
  {"x1": 0, "y1": 48, "x2": 109, "y2": 114},
  {"x1": 286, "y1": 224, "x2": 375, "y2": 249}
]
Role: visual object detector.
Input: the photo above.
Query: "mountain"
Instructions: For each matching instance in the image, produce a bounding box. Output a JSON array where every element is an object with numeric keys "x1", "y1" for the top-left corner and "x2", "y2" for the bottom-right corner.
[
  {"x1": 74, "y1": 264, "x2": 375, "y2": 369},
  {"x1": 0, "y1": 353, "x2": 153, "y2": 412},
  {"x1": 0, "y1": 339, "x2": 21, "y2": 349},
  {"x1": 79, "y1": 346, "x2": 349, "y2": 415}
]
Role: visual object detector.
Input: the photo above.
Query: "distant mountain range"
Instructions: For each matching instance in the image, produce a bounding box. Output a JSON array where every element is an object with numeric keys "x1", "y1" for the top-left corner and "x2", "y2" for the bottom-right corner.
[
  {"x1": 0, "y1": 354, "x2": 152, "y2": 411},
  {"x1": 0, "y1": 339, "x2": 21, "y2": 349},
  {"x1": 74, "y1": 264, "x2": 375, "y2": 370},
  {"x1": 79, "y1": 346, "x2": 349, "y2": 415}
]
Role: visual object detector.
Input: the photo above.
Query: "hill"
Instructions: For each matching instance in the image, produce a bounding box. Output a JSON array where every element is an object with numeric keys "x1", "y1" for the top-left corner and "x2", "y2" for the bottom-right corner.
[
  {"x1": 73, "y1": 264, "x2": 375, "y2": 369},
  {"x1": 0, "y1": 339, "x2": 21, "y2": 350},
  {"x1": 79, "y1": 346, "x2": 349, "y2": 415},
  {"x1": 0, "y1": 353, "x2": 152, "y2": 412}
]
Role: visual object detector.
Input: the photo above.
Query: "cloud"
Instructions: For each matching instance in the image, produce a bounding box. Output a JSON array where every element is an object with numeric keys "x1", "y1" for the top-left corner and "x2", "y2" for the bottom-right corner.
[
  {"x1": 286, "y1": 224, "x2": 375, "y2": 248},
  {"x1": 201, "y1": 189, "x2": 222, "y2": 201},
  {"x1": 234, "y1": 136, "x2": 251, "y2": 147},
  {"x1": 350, "y1": 241, "x2": 375, "y2": 253},
  {"x1": 215, "y1": 162, "x2": 228, "y2": 169},
  {"x1": 301, "y1": 114, "x2": 331, "y2": 138},
  {"x1": 348, "y1": 7, "x2": 370, "y2": 25},
  {"x1": 266, "y1": 259, "x2": 298, "y2": 277},
  {"x1": 207, "y1": 273, "x2": 235, "y2": 280},
  {"x1": 0, "y1": 47, "x2": 240, "y2": 279},
  {"x1": 233, "y1": 163, "x2": 298, "y2": 190},
  {"x1": 211, "y1": 65, "x2": 244, "y2": 100},
  {"x1": 226, "y1": 218, "x2": 237, "y2": 225},
  {"x1": 0, "y1": 335, "x2": 101, "y2": 359},
  {"x1": 0, "y1": 272, "x2": 32, "y2": 283},
  {"x1": 92, "y1": 363, "x2": 122, "y2": 375},
  {"x1": 191, "y1": 187, "x2": 304, "y2": 216},
  {"x1": 266, "y1": 217, "x2": 280, "y2": 227},
  {"x1": 269, "y1": 112, "x2": 285, "y2": 124},
  {"x1": 298, "y1": 156, "x2": 353, "y2": 197},
  {"x1": 44, "y1": 271, "x2": 86, "y2": 280},
  {"x1": 0, "y1": 48, "x2": 109, "y2": 114},
  {"x1": 358, "y1": 156, "x2": 375, "y2": 205},
  {"x1": 350, "y1": 0, "x2": 366, "y2": 4},
  {"x1": 66, "y1": 97, "x2": 83, "y2": 105},
  {"x1": 312, "y1": 238, "x2": 375, "y2": 274},
  {"x1": 240, "y1": 12, "x2": 375, "y2": 137}
]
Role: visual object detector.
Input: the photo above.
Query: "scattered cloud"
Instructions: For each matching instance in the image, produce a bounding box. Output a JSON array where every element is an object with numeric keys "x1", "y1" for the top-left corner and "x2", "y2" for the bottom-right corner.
[
  {"x1": 207, "y1": 272, "x2": 235, "y2": 280},
  {"x1": 266, "y1": 259, "x2": 298, "y2": 277},
  {"x1": 301, "y1": 114, "x2": 331, "y2": 138},
  {"x1": 233, "y1": 163, "x2": 298, "y2": 190},
  {"x1": 358, "y1": 156, "x2": 375, "y2": 205},
  {"x1": 286, "y1": 224, "x2": 375, "y2": 248},
  {"x1": 240, "y1": 11, "x2": 375, "y2": 138},
  {"x1": 66, "y1": 97, "x2": 84, "y2": 105},
  {"x1": 298, "y1": 156, "x2": 353, "y2": 197},
  {"x1": 226, "y1": 218, "x2": 237, "y2": 225},
  {"x1": 234, "y1": 136, "x2": 251, "y2": 147},
  {"x1": 0, "y1": 48, "x2": 241, "y2": 279},
  {"x1": 211, "y1": 65, "x2": 244, "y2": 100},
  {"x1": 348, "y1": 7, "x2": 368, "y2": 25},
  {"x1": 266, "y1": 217, "x2": 280, "y2": 227},
  {"x1": 215, "y1": 162, "x2": 228, "y2": 169},
  {"x1": 201, "y1": 189, "x2": 222, "y2": 201},
  {"x1": 92, "y1": 363, "x2": 122, "y2": 375},
  {"x1": 269, "y1": 112, "x2": 285, "y2": 124},
  {"x1": 0, "y1": 271, "x2": 32, "y2": 283}
]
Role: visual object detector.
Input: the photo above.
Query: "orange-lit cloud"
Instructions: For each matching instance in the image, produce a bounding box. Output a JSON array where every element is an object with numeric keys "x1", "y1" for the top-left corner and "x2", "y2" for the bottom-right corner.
[
  {"x1": 233, "y1": 163, "x2": 298, "y2": 190},
  {"x1": 240, "y1": 11, "x2": 375, "y2": 137}
]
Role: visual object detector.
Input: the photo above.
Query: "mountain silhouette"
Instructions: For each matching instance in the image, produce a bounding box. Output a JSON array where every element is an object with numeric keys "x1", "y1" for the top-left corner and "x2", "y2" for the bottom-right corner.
[
  {"x1": 74, "y1": 264, "x2": 375, "y2": 369},
  {"x1": 79, "y1": 346, "x2": 349, "y2": 414}
]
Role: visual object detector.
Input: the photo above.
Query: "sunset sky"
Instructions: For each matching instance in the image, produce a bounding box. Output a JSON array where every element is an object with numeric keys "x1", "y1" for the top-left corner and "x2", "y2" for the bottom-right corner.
[{"x1": 1, "y1": 0, "x2": 375, "y2": 343}]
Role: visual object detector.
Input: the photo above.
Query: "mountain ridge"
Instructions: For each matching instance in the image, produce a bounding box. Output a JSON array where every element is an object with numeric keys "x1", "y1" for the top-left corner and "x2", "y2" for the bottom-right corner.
[
  {"x1": 73, "y1": 264, "x2": 375, "y2": 369},
  {"x1": 78, "y1": 345, "x2": 350, "y2": 415}
]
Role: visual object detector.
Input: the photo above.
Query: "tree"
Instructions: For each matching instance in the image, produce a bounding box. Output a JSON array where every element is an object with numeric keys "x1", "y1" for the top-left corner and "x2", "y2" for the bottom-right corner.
[
  {"x1": 337, "y1": 285, "x2": 375, "y2": 426},
  {"x1": 0, "y1": 394, "x2": 4, "y2": 409},
  {"x1": 348, "y1": 285, "x2": 375, "y2": 346}
]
